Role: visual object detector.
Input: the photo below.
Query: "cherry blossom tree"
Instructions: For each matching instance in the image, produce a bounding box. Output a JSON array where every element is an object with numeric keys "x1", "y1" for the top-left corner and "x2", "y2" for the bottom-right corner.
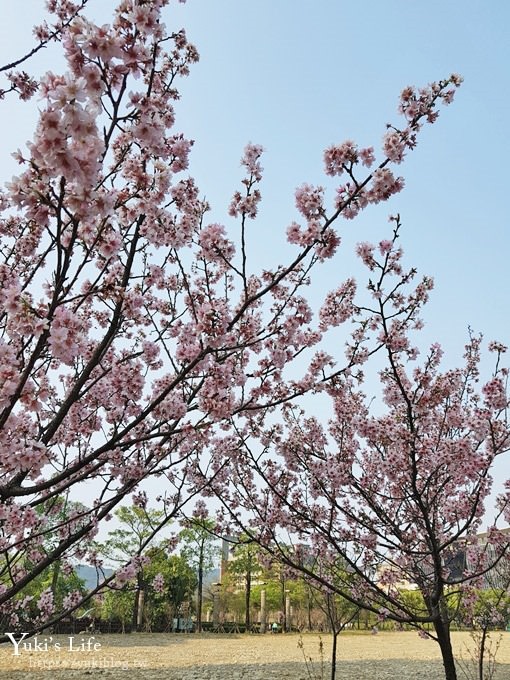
[
  {"x1": 0, "y1": 1, "x2": 91, "y2": 102},
  {"x1": 0, "y1": 0, "x2": 462, "y2": 635},
  {"x1": 210, "y1": 222, "x2": 510, "y2": 680}
]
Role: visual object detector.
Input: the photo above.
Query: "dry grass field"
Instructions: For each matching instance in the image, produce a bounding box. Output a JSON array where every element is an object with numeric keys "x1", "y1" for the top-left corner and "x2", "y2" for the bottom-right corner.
[{"x1": 0, "y1": 631, "x2": 509, "y2": 680}]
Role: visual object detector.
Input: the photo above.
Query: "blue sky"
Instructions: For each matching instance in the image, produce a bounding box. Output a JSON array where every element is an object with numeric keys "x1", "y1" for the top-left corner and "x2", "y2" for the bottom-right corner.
[
  {"x1": 168, "y1": 0, "x2": 509, "y2": 362},
  {"x1": 1, "y1": 0, "x2": 508, "y2": 360},
  {"x1": 0, "y1": 1, "x2": 508, "y2": 515},
  {"x1": 167, "y1": 0, "x2": 510, "y2": 516}
]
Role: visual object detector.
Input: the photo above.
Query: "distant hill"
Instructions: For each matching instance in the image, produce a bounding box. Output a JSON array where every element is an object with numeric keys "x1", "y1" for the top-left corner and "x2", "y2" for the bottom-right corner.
[
  {"x1": 76, "y1": 564, "x2": 114, "y2": 591},
  {"x1": 76, "y1": 564, "x2": 220, "y2": 591},
  {"x1": 203, "y1": 567, "x2": 220, "y2": 587}
]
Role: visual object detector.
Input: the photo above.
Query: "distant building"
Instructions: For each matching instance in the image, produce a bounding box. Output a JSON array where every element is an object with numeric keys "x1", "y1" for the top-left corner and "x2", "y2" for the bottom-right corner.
[
  {"x1": 219, "y1": 535, "x2": 237, "y2": 581},
  {"x1": 376, "y1": 528, "x2": 510, "y2": 592}
]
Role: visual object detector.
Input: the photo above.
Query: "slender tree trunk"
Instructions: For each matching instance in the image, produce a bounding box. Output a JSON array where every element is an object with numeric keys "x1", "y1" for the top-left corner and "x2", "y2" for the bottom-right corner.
[
  {"x1": 245, "y1": 569, "x2": 251, "y2": 631},
  {"x1": 135, "y1": 572, "x2": 146, "y2": 632},
  {"x1": 434, "y1": 616, "x2": 458, "y2": 680},
  {"x1": 197, "y1": 558, "x2": 203, "y2": 633},
  {"x1": 137, "y1": 587, "x2": 145, "y2": 631},
  {"x1": 331, "y1": 628, "x2": 339, "y2": 680},
  {"x1": 478, "y1": 627, "x2": 488, "y2": 680},
  {"x1": 307, "y1": 586, "x2": 313, "y2": 632},
  {"x1": 281, "y1": 576, "x2": 286, "y2": 632},
  {"x1": 132, "y1": 572, "x2": 142, "y2": 632},
  {"x1": 132, "y1": 591, "x2": 138, "y2": 631}
]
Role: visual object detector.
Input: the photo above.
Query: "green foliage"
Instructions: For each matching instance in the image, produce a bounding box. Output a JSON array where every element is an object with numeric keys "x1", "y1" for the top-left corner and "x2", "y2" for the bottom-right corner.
[
  {"x1": 473, "y1": 589, "x2": 510, "y2": 629},
  {"x1": 226, "y1": 540, "x2": 262, "y2": 582},
  {"x1": 4, "y1": 496, "x2": 90, "y2": 626},
  {"x1": 94, "y1": 506, "x2": 198, "y2": 630},
  {"x1": 144, "y1": 547, "x2": 197, "y2": 627},
  {"x1": 399, "y1": 589, "x2": 429, "y2": 619},
  {"x1": 251, "y1": 579, "x2": 282, "y2": 612},
  {"x1": 99, "y1": 505, "x2": 165, "y2": 565},
  {"x1": 11, "y1": 561, "x2": 87, "y2": 625},
  {"x1": 179, "y1": 516, "x2": 219, "y2": 574},
  {"x1": 95, "y1": 548, "x2": 198, "y2": 632},
  {"x1": 98, "y1": 588, "x2": 134, "y2": 631}
]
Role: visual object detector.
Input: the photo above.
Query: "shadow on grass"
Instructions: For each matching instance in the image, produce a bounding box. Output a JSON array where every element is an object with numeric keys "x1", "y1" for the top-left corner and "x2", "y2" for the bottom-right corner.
[
  {"x1": 89, "y1": 631, "x2": 247, "y2": 646},
  {"x1": 3, "y1": 658, "x2": 510, "y2": 679}
]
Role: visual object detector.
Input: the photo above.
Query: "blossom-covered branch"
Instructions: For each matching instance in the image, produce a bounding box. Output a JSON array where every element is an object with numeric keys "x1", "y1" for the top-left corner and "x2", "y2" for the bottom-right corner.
[{"x1": 0, "y1": 0, "x2": 462, "y2": 634}]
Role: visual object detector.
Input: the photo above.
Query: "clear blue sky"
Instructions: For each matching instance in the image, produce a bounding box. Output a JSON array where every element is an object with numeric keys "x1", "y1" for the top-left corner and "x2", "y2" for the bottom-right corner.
[
  {"x1": 1, "y1": 0, "x2": 508, "y2": 357},
  {"x1": 0, "y1": 1, "x2": 508, "y2": 515},
  {"x1": 170, "y1": 0, "x2": 510, "y2": 361}
]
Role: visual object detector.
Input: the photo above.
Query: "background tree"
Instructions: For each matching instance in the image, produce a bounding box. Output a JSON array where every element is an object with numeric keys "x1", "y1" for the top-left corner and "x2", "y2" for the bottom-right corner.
[
  {"x1": 4, "y1": 563, "x2": 87, "y2": 632},
  {"x1": 0, "y1": 0, "x2": 462, "y2": 634},
  {"x1": 97, "y1": 587, "x2": 133, "y2": 633},
  {"x1": 225, "y1": 537, "x2": 262, "y2": 631},
  {"x1": 0, "y1": 495, "x2": 89, "y2": 629},
  {"x1": 35, "y1": 496, "x2": 90, "y2": 610},
  {"x1": 98, "y1": 505, "x2": 165, "y2": 631},
  {"x1": 180, "y1": 512, "x2": 219, "y2": 632},
  {"x1": 312, "y1": 557, "x2": 361, "y2": 680},
  {"x1": 144, "y1": 547, "x2": 197, "y2": 631},
  {"x1": 213, "y1": 225, "x2": 510, "y2": 680}
]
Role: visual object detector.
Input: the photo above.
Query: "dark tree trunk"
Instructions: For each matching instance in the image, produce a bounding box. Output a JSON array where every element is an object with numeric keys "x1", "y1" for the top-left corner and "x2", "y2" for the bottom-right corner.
[
  {"x1": 331, "y1": 628, "x2": 339, "y2": 680},
  {"x1": 307, "y1": 587, "x2": 313, "y2": 632},
  {"x1": 434, "y1": 616, "x2": 458, "y2": 680},
  {"x1": 479, "y1": 627, "x2": 488, "y2": 680}
]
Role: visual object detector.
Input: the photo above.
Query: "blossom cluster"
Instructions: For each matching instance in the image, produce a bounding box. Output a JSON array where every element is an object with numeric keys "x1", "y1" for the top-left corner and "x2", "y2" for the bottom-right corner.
[
  {"x1": 0, "y1": 0, "x2": 471, "y2": 636},
  {"x1": 213, "y1": 230, "x2": 510, "y2": 640}
]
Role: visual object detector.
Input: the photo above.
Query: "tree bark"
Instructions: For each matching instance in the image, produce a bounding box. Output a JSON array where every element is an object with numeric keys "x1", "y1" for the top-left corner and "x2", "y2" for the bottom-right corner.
[
  {"x1": 434, "y1": 616, "x2": 458, "y2": 680},
  {"x1": 197, "y1": 550, "x2": 203, "y2": 633},
  {"x1": 132, "y1": 571, "x2": 143, "y2": 632},
  {"x1": 307, "y1": 586, "x2": 313, "y2": 631},
  {"x1": 331, "y1": 629, "x2": 339, "y2": 680},
  {"x1": 478, "y1": 627, "x2": 488, "y2": 680},
  {"x1": 245, "y1": 568, "x2": 251, "y2": 631}
]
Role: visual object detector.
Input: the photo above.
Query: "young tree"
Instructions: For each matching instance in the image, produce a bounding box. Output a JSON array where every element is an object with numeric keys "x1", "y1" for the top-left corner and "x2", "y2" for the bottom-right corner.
[
  {"x1": 294, "y1": 551, "x2": 361, "y2": 678},
  {"x1": 98, "y1": 587, "x2": 133, "y2": 633},
  {"x1": 97, "y1": 505, "x2": 165, "y2": 630},
  {"x1": 225, "y1": 537, "x2": 262, "y2": 631},
  {"x1": 458, "y1": 548, "x2": 510, "y2": 680},
  {"x1": 180, "y1": 513, "x2": 219, "y2": 632},
  {"x1": 142, "y1": 546, "x2": 197, "y2": 631},
  {"x1": 0, "y1": 0, "x2": 461, "y2": 634},
  {"x1": 316, "y1": 567, "x2": 360, "y2": 680},
  {"x1": 211, "y1": 224, "x2": 510, "y2": 680}
]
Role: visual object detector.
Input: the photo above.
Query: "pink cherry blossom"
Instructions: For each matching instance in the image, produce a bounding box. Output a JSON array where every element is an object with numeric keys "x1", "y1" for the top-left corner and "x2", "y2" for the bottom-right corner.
[{"x1": 0, "y1": 0, "x2": 467, "y2": 641}]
